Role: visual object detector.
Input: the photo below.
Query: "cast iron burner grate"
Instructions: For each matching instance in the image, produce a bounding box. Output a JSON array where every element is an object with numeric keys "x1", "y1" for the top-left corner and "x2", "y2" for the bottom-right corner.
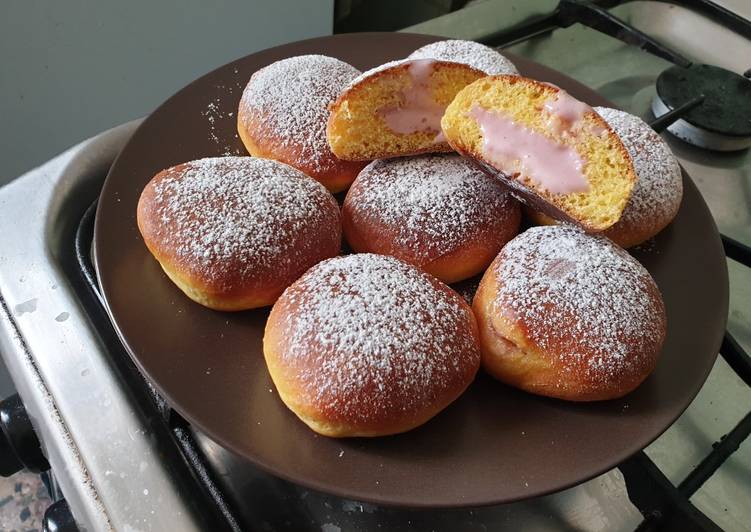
[{"x1": 652, "y1": 64, "x2": 751, "y2": 151}]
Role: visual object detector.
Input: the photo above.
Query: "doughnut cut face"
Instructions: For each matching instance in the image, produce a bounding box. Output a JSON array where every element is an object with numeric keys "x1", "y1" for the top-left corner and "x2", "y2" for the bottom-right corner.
[
  {"x1": 237, "y1": 55, "x2": 367, "y2": 192},
  {"x1": 327, "y1": 59, "x2": 486, "y2": 161},
  {"x1": 137, "y1": 157, "x2": 341, "y2": 311},
  {"x1": 342, "y1": 154, "x2": 521, "y2": 283},
  {"x1": 264, "y1": 254, "x2": 481, "y2": 437},
  {"x1": 473, "y1": 225, "x2": 666, "y2": 401},
  {"x1": 441, "y1": 75, "x2": 637, "y2": 232},
  {"x1": 527, "y1": 107, "x2": 683, "y2": 249},
  {"x1": 408, "y1": 39, "x2": 519, "y2": 76}
]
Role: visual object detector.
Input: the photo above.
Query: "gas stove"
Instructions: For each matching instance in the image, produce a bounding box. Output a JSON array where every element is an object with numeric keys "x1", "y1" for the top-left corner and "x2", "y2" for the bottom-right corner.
[{"x1": 1, "y1": 1, "x2": 750, "y2": 531}]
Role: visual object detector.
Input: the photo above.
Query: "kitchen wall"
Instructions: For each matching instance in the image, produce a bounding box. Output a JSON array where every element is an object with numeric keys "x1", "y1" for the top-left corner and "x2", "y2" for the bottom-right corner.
[
  {"x1": 0, "y1": 0, "x2": 333, "y2": 184},
  {"x1": 0, "y1": 0, "x2": 332, "y2": 400}
]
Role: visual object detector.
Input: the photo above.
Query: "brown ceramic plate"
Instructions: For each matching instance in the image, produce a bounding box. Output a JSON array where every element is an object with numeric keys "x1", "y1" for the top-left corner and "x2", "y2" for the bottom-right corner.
[{"x1": 94, "y1": 33, "x2": 728, "y2": 508}]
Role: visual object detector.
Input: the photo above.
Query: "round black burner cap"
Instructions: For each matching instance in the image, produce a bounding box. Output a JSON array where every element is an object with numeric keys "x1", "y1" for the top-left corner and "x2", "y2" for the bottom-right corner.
[{"x1": 656, "y1": 64, "x2": 751, "y2": 137}]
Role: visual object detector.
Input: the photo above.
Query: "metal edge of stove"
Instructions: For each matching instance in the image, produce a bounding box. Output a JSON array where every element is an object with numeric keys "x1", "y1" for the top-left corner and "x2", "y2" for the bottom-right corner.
[{"x1": 0, "y1": 121, "x2": 203, "y2": 531}]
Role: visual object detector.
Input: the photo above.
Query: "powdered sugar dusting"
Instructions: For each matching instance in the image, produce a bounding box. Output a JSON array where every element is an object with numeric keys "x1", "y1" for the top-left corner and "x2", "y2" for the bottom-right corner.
[
  {"x1": 495, "y1": 226, "x2": 664, "y2": 386},
  {"x1": 202, "y1": 98, "x2": 242, "y2": 155},
  {"x1": 595, "y1": 107, "x2": 683, "y2": 229},
  {"x1": 148, "y1": 157, "x2": 337, "y2": 287},
  {"x1": 345, "y1": 56, "x2": 485, "y2": 91},
  {"x1": 346, "y1": 154, "x2": 517, "y2": 262},
  {"x1": 238, "y1": 55, "x2": 361, "y2": 173},
  {"x1": 345, "y1": 59, "x2": 413, "y2": 90},
  {"x1": 408, "y1": 40, "x2": 518, "y2": 76},
  {"x1": 278, "y1": 254, "x2": 479, "y2": 424}
]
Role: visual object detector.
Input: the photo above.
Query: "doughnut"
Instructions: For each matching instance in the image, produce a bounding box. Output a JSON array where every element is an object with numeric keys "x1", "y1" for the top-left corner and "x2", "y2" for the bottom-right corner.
[
  {"x1": 342, "y1": 154, "x2": 521, "y2": 283},
  {"x1": 408, "y1": 39, "x2": 518, "y2": 75},
  {"x1": 528, "y1": 107, "x2": 683, "y2": 248},
  {"x1": 137, "y1": 157, "x2": 341, "y2": 311},
  {"x1": 473, "y1": 225, "x2": 666, "y2": 401},
  {"x1": 327, "y1": 59, "x2": 485, "y2": 161},
  {"x1": 264, "y1": 254, "x2": 481, "y2": 437},
  {"x1": 237, "y1": 55, "x2": 367, "y2": 192},
  {"x1": 441, "y1": 75, "x2": 637, "y2": 232}
]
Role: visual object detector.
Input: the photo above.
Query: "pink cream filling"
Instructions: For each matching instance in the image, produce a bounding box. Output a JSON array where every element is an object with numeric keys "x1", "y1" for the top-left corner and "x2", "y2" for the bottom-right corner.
[
  {"x1": 379, "y1": 59, "x2": 446, "y2": 140},
  {"x1": 543, "y1": 90, "x2": 607, "y2": 137},
  {"x1": 469, "y1": 105, "x2": 590, "y2": 195}
]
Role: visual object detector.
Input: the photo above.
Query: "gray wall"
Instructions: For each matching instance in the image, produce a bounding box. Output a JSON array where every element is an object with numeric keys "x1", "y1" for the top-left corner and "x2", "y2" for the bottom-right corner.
[{"x1": 0, "y1": 0, "x2": 333, "y2": 184}]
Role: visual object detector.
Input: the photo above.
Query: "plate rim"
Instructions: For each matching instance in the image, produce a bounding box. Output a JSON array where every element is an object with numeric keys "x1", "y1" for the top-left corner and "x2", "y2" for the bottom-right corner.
[{"x1": 93, "y1": 32, "x2": 730, "y2": 508}]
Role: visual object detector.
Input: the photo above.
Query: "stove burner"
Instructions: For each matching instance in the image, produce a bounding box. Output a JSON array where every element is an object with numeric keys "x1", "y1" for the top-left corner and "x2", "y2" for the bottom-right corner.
[{"x1": 651, "y1": 64, "x2": 751, "y2": 151}]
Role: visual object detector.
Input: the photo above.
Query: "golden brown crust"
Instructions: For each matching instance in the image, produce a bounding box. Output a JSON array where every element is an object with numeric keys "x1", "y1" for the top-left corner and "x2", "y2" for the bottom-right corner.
[
  {"x1": 473, "y1": 226, "x2": 666, "y2": 401},
  {"x1": 137, "y1": 157, "x2": 341, "y2": 311},
  {"x1": 263, "y1": 254, "x2": 481, "y2": 437},
  {"x1": 343, "y1": 217, "x2": 507, "y2": 284},
  {"x1": 605, "y1": 219, "x2": 659, "y2": 249},
  {"x1": 474, "y1": 266, "x2": 657, "y2": 400},
  {"x1": 341, "y1": 155, "x2": 520, "y2": 283},
  {"x1": 237, "y1": 55, "x2": 367, "y2": 193},
  {"x1": 237, "y1": 112, "x2": 366, "y2": 193}
]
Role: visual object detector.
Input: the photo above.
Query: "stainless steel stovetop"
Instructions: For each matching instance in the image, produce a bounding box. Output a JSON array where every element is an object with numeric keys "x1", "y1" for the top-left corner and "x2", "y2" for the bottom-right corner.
[{"x1": 1, "y1": 1, "x2": 750, "y2": 530}]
